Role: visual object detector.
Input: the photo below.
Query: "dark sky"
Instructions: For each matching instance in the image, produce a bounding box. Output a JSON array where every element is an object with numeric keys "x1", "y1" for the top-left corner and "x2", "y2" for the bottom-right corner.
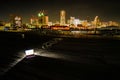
[{"x1": 0, "y1": 0, "x2": 120, "y2": 23}]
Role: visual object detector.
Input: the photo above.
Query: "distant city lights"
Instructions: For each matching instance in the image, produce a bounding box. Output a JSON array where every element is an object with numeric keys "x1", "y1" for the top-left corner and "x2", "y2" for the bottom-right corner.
[{"x1": 0, "y1": 10, "x2": 119, "y2": 32}]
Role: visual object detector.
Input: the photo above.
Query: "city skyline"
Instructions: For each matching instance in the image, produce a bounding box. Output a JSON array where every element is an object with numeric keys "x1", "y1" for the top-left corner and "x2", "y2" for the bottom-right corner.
[{"x1": 0, "y1": 0, "x2": 120, "y2": 23}]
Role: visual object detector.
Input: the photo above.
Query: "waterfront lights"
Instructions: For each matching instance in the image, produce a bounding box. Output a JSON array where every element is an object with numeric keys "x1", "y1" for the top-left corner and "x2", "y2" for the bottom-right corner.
[{"x1": 25, "y1": 49, "x2": 35, "y2": 56}]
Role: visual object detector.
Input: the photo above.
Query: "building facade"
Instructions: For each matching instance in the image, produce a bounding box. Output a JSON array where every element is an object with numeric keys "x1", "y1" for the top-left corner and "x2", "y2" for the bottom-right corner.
[{"x1": 60, "y1": 10, "x2": 66, "y2": 25}]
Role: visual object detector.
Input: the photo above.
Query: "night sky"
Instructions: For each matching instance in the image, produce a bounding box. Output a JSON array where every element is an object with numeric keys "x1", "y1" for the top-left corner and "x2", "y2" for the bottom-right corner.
[{"x1": 0, "y1": 0, "x2": 120, "y2": 23}]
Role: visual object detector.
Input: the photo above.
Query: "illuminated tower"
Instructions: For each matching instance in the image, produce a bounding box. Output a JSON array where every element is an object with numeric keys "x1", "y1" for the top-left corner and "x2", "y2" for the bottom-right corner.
[
  {"x1": 60, "y1": 10, "x2": 66, "y2": 25},
  {"x1": 14, "y1": 16, "x2": 22, "y2": 28},
  {"x1": 38, "y1": 11, "x2": 45, "y2": 25},
  {"x1": 38, "y1": 11, "x2": 49, "y2": 25},
  {"x1": 94, "y1": 16, "x2": 99, "y2": 26},
  {"x1": 93, "y1": 16, "x2": 100, "y2": 34},
  {"x1": 70, "y1": 17, "x2": 75, "y2": 24},
  {"x1": 44, "y1": 16, "x2": 49, "y2": 25}
]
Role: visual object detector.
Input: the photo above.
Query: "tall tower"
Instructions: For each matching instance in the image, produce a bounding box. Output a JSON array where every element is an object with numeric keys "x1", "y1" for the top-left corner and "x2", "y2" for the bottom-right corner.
[
  {"x1": 94, "y1": 16, "x2": 99, "y2": 26},
  {"x1": 38, "y1": 11, "x2": 49, "y2": 25},
  {"x1": 60, "y1": 10, "x2": 66, "y2": 25},
  {"x1": 44, "y1": 16, "x2": 49, "y2": 25},
  {"x1": 14, "y1": 16, "x2": 22, "y2": 28},
  {"x1": 38, "y1": 11, "x2": 45, "y2": 25}
]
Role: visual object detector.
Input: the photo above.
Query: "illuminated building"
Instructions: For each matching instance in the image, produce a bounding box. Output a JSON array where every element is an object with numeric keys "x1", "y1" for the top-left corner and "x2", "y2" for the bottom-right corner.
[
  {"x1": 44, "y1": 16, "x2": 49, "y2": 25},
  {"x1": 93, "y1": 16, "x2": 100, "y2": 27},
  {"x1": 30, "y1": 16, "x2": 38, "y2": 25},
  {"x1": 69, "y1": 17, "x2": 75, "y2": 25},
  {"x1": 38, "y1": 11, "x2": 49, "y2": 25},
  {"x1": 5, "y1": 23, "x2": 11, "y2": 27},
  {"x1": 38, "y1": 12, "x2": 45, "y2": 25},
  {"x1": 108, "y1": 21, "x2": 119, "y2": 26},
  {"x1": 13, "y1": 16, "x2": 22, "y2": 29},
  {"x1": 81, "y1": 20, "x2": 88, "y2": 27},
  {"x1": 73, "y1": 19, "x2": 80, "y2": 27},
  {"x1": 60, "y1": 10, "x2": 66, "y2": 25},
  {"x1": 50, "y1": 25, "x2": 70, "y2": 31}
]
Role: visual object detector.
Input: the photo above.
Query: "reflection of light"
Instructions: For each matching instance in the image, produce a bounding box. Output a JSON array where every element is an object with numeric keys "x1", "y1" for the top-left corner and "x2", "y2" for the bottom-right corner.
[
  {"x1": 1, "y1": 52, "x2": 26, "y2": 75},
  {"x1": 25, "y1": 49, "x2": 34, "y2": 56},
  {"x1": 35, "y1": 49, "x2": 71, "y2": 61},
  {"x1": 41, "y1": 38, "x2": 63, "y2": 49}
]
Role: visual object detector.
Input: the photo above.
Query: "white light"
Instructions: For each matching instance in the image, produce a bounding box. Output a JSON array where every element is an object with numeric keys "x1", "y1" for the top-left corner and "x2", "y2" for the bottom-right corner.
[{"x1": 25, "y1": 49, "x2": 34, "y2": 56}]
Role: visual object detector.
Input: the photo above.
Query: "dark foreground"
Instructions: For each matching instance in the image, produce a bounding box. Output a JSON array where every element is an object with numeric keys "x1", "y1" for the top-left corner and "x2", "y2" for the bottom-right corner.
[
  {"x1": 0, "y1": 31, "x2": 120, "y2": 80},
  {"x1": 2, "y1": 55, "x2": 120, "y2": 80}
]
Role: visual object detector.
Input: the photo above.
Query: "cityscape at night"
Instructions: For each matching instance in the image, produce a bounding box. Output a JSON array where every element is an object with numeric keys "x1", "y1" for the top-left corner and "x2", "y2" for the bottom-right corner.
[{"x1": 0, "y1": 0, "x2": 120, "y2": 80}]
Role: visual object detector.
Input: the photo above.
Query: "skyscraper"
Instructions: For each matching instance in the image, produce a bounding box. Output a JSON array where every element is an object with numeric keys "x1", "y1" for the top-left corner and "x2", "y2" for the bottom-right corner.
[
  {"x1": 38, "y1": 11, "x2": 49, "y2": 25},
  {"x1": 38, "y1": 11, "x2": 45, "y2": 25},
  {"x1": 44, "y1": 16, "x2": 49, "y2": 25},
  {"x1": 60, "y1": 10, "x2": 66, "y2": 25},
  {"x1": 14, "y1": 16, "x2": 22, "y2": 28}
]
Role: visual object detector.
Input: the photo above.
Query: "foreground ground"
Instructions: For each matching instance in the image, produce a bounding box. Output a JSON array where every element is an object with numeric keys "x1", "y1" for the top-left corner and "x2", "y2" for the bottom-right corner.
[{"x1": 0, "y1": 31, "x2": 120, "y2": 80}]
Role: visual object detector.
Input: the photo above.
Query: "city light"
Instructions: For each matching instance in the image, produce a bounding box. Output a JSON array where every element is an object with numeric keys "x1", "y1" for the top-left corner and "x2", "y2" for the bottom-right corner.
[
  {"x1": 0, "y1": 9, "x2": 119, "y2": 36},
  {"x1": 25, "y1": 49, "x2": 35, "y2": 56},
  {"x1": 38, "y1": 12, "x2": 44, "y2": 17}
]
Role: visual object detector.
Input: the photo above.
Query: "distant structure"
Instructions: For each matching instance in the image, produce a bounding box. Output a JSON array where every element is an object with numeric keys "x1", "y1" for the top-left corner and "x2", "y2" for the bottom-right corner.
[
  {"x1": 44, "y1": 16, "x2": 49, "y2": 25},
  {"x1": 38, "y1": 11, "x2": 49, "y2": 26},
  {"x1": 13, "y1": 16, "x2": 22, "y2": 29},
  {"x1": 38, "y1": 11, "x2": 45, "y2": 25},
  {"x1": 69, "y1": 17, "x2": 75, "y2": 25},
  {"x1": 30, "y1": 16, "x2": 38, "y2": 25},
  {"x1": 93, "y1": 16, "x2": 100, "y2": 27},
  {"x1": 60, "y1": 10, "x2": 66, "y2": 25},
  {"x1": 73, "y1": 19, "x2": 80, "y2": 27}
]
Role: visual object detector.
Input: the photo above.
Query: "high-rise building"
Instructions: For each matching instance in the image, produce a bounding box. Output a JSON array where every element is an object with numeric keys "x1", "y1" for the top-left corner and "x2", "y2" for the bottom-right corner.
[
  {"x1": 38, "y1": 11, "x2": 49, "y2": 25},
  {"x1": 38, "y1": 12, "x2": 45, "y2": 25},
  {"x1": 69, "y1": 17, "x2": 75, "y2": 24},
  {"x1": 93, "y1": 16, "x2": 99, "y2": 26},
  {"x1": 30, "y1": 16, "x2": 38, "y2": 25},
  {"x1": 60, "y1": 10, "x2": 66, "y2": 25},
  {"x1": 44, "y1": 16, "x2": 49, "y2": 25},
  {"x1": 14, "y1": 16, "x2": 22, "y2": 27}
]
